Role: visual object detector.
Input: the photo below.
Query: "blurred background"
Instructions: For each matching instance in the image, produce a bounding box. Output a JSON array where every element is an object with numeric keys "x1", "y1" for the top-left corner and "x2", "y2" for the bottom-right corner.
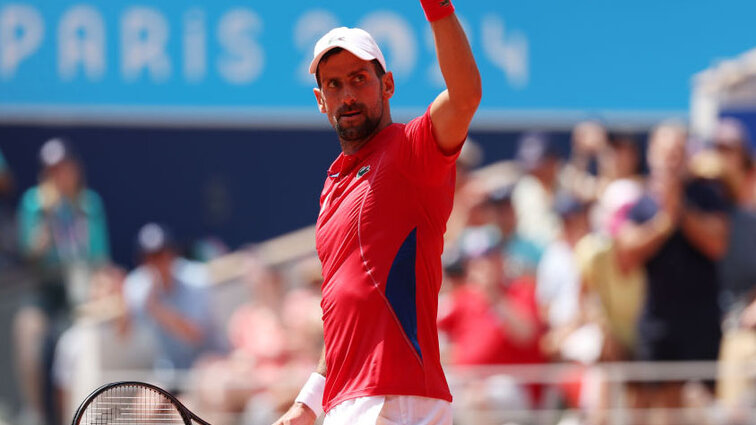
[{"x1": 2, "y1": 1, "x2": 756, "y2": 424}]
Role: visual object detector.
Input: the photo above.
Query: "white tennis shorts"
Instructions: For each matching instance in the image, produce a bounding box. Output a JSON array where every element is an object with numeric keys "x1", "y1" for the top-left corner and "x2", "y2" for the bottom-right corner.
[{"x1": 323, "y1": 395, "x2": 453, "y2": 425}]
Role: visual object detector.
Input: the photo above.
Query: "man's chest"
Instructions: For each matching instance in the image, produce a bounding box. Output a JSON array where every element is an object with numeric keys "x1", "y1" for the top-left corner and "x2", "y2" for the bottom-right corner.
[{"x1": 315, "y1": 155, "x2": 418, "y2": 276}]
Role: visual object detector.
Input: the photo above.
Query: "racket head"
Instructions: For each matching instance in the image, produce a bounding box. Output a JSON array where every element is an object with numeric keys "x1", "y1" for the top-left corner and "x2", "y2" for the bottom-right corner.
[{"x1": 71, "y1": 381, "x2": 201, "y2": 425}]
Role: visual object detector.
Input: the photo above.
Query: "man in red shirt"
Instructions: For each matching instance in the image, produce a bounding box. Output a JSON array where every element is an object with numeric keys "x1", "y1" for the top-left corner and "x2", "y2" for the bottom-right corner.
[{"x1": 272, "y1": 1, "x2": 480, "y2": 424}]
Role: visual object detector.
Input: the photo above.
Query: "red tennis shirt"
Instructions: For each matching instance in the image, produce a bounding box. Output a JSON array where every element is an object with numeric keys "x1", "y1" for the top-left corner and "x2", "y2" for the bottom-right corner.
[{"x1": 315, "y1": 107, "x2": 459, "y2": 412}]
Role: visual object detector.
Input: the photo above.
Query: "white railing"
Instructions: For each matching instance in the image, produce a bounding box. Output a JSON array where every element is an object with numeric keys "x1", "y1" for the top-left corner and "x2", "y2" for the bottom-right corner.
[{"x1": 76, "y1": 361, "x2": 756, "y2": 425}]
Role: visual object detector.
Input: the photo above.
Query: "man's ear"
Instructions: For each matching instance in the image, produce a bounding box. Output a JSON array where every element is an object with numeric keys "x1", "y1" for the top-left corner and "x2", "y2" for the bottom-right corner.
[
  {"x1": 313, "y1": 88, "x2": 327, "y2": 114},
  {"x1": 382, "y1": 72, "x2": 395, "y2": 100}
]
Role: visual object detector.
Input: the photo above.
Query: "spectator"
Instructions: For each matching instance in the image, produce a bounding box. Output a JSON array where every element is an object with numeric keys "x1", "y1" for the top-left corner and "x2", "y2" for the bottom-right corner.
[
  {"x1": 512, "y1": 132, "x2": 563, "y2": 248},
  {"x1": 711, "y1": 118, "x2": 756, "y2": 315},
  {"x1": 51, "y1": 265, "x2": 131, "y2": 422},
  {"x1": 705, "y1": 118, "x2": 756, "y2": 411},
  {"x1": 603, "y1": 132, "x2": 643, "y2": 184},
  {"x1": 438, "y1": 226, "x2": 544, "y2": 418},
  {"x1": 226, "y1": 261, "x2": 288, "y2": 385},
  {"x1": 574, "y1": 182, "x2": 646, "y2": 425},
  {"x1": 17, "y1": 139, "x2": 110, "y2": 300},
  {"x1": 576, "y1": 182, "x2": 645, "y2": 360},
  {"x1": 562, "y1": 121, "x2": 609, "y2": 202},
  {"x1": 123, "y1": 223, "x2": 221, "y2": 375},
  {"x1": 536, "y1": 192, "x2": 593, "y2": 362},
  {"x1": 487, "y1": 184, "x2": 543, "y2": 278},
  {"x1": 440, "y1": 226, "x2": 542, "y2": 366},
  {"x1": 13, "y1": 138, "x2": 110, "y2": 425},
  {"x1": 616, "y1": 123, "x2": 730, "y2": 423},
  {"x1": 282, "y1": 255, "x2": 325, "y2": 367},
  {"x1": 246, "y1": 256, "x2": 325, "y2": 425},
  {"x1": 446, "y1": 137, "x2": 486, "y2": 243},
  {"x1": 193, "y1": 255, "x2": 322, "y2": 425},
  {"x1": 592, "y1": 133, "x2": 645, "y2": 232}
]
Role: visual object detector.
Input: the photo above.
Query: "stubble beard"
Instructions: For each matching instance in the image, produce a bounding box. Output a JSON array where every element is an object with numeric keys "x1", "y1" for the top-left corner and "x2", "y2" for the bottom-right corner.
[
  {"x1": 334, "y1": 80, "x2": 385, "y2": 144},
  {"x1": 335, "y1": 104, "x2": 384, "y2": 143}
]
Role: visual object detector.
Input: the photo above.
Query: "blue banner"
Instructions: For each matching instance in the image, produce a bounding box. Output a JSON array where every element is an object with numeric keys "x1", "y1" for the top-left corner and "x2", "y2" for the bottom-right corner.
[{"x1": 0, "y1": 0, "x2": 754, "y2": 121}]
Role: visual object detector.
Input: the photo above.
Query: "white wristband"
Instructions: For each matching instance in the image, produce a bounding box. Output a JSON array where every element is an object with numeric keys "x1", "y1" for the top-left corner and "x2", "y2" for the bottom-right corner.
[{"x1": 295, "y1": 372, "x2": 325, "y2": 417}]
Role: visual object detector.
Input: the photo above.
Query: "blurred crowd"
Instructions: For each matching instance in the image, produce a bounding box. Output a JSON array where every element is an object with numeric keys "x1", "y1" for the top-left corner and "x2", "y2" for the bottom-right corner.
[
  {"x1": 2, "y1": 117, "x2": 756, "y2": 425},
  {"x1": 441, "y1": 118, "x2": 756, "y2": 425}
]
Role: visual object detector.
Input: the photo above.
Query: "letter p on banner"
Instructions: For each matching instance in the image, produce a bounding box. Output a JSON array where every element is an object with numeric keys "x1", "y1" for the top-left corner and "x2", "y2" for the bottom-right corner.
[{"x1": 0, "y1": 4, "x2": 44, "y2": 80}]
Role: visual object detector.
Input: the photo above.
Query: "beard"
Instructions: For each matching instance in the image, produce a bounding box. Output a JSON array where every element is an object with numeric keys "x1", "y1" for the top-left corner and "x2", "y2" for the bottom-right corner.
[{"x1": 334, "y1": 102, "x2": 384, "y2": 142}]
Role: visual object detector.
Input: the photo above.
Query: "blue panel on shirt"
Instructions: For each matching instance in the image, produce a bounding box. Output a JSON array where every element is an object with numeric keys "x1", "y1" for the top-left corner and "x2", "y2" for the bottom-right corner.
[{"x1": 385, "y1": 228, "x2": 422, "y2": 361}]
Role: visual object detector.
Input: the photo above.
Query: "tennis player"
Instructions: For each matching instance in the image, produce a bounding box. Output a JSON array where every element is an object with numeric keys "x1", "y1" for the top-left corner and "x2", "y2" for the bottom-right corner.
[{"x1": 273, "y1": 1, "x2": 480, "y2": 424}]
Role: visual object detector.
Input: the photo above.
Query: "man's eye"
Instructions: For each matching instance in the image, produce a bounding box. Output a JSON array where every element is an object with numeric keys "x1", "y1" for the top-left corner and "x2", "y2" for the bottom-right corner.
[
  {"x1": 354, "y1": 75, "x2": 365, "y2": 83},
  {"x1": 327, "y1": 80, "x2": 339, "y2": 89}
]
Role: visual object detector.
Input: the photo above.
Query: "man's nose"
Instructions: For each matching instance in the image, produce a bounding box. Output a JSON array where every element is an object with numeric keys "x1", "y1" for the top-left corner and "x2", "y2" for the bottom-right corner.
[{"x1": 342, "y1": 86, "x2": 357, "y2": 104}]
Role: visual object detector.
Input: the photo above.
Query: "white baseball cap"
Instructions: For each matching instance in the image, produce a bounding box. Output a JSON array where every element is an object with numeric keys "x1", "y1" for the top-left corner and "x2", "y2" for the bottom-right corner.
[{"x1": 309, "y1": 27, "x2": 387, "y2": 75}]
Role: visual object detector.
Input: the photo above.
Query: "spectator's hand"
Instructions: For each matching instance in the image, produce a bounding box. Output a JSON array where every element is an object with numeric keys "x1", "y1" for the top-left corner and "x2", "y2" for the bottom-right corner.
[
  {"x1": 272, "y1": 402, "x2": 316, "y2": 425},
  {"x1": 145, "y1": 276, "x2": 164, "y2": 316},
  {"x1": 31, "y1": 224, "x2": 52, "y2": 254},
  {"x1": 658, "y1": 177, "x2": 683, "y2": 221}
]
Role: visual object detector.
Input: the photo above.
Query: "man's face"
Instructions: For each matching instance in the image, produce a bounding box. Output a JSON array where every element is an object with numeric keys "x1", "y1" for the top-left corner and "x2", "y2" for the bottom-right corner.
[
  {"x1": 145, "y1": 250, "x2": 174, "y2": 286},
  {"x1": 50, "y1": 160, "x2": 81, "y2": 197},
  {"x1": 466, "y1": 253, "x2": 504, "y2": 291},
  {"x1": 715, "y1": 141, "x2": 748, "y2": 173},
  {"x1": 648, "y1": 127, "x2": 686, "y2": 177},
  {"x1": 313, "y1": 50, "x2": 393, "y2": 142}
]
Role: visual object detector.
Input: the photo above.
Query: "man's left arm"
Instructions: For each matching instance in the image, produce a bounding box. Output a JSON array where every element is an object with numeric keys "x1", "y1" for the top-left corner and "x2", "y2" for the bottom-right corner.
[
  {"x1": 145, "y1": 283, "x2": 206, "y2": 345},
  {"x1": 680, "y1": 211, "x2": 729, "y2": 260},
  {"x1": 679, "y1": 181, "x2": 731, "y2": 260},
  {"x1": 426, "y1": 4, "x2": 482, "y2": 153}
]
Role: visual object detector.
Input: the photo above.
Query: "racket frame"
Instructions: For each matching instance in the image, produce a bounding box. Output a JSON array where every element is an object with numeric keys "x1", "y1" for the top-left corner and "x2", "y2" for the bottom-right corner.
[{"x1": 71, "y1": 381, "x2": 211, "y2": 425}]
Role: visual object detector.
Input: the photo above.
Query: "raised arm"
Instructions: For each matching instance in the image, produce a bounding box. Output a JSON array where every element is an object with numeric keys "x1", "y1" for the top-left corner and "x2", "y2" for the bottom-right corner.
[
  {"x1": 679, "y1": 210, "x2": 729, "y2": 260},
  {"x1": 145, "y1": 285, "x2": 206, "y2": 345},
  {"x1": 425, "y1": 1, "x2": 482, "y2": 152},
  {"x1": 615, "y1": 212, "x2": 675, "y2": 273}
]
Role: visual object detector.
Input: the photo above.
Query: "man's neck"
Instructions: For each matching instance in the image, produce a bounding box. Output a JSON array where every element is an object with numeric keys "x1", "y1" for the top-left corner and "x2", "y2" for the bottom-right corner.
[
  {"x1": 339, "y1": 117, "x2": 393, "y2": 155},
  {"x1": 340, "y1": 137, "x2": 373, "y2": 156}
]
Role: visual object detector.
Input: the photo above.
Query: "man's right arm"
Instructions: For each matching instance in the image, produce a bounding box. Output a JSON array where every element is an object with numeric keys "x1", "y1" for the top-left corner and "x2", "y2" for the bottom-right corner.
[
  {"x1": 316, "y1": 347, "x2": 327, "y2": 376},
  {"x1": 615, "y1": 212, "x2": 675, "y2": 272},
  {"x1": 271, "y1": 347, "x2": 326, "y2": 425}
]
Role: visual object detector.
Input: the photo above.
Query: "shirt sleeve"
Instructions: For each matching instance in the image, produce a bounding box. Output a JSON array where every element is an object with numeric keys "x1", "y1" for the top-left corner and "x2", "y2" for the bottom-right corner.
[{"x1": 398, "y1": 105, "x2": 464, "y2": 186}]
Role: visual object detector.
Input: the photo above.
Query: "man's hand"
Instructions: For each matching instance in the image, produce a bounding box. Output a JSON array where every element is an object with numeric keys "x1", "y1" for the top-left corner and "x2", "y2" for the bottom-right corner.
[
  {"x1": 31, "y1": 224, "x2": 52, "y2": 255},
  {"x1": 272, "y1": 402, "x2": 316, "y2": 425},
  {"x1": 658, "y1": 177, "x2": 683, "y2": 221},
  {"x1": 144, "y1": 277, "x2": 205, "y2": 345}
]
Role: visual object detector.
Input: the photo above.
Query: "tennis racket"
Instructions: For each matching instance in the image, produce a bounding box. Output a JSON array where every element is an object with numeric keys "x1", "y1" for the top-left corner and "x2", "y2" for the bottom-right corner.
[{"x1": 71, "y1": 381, "x2": 211, "y2": 425}]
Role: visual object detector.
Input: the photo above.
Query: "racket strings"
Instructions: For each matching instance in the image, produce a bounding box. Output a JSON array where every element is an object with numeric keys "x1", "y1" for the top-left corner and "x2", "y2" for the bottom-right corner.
[{"x1": 79, "y1": 384, "x2": 186, "y2": 425}]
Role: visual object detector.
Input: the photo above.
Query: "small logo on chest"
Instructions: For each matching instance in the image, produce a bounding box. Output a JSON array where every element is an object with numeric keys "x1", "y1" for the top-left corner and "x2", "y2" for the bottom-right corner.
[{"x1": 356, "y1": 165, "x2": 371, "y2": 179}]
